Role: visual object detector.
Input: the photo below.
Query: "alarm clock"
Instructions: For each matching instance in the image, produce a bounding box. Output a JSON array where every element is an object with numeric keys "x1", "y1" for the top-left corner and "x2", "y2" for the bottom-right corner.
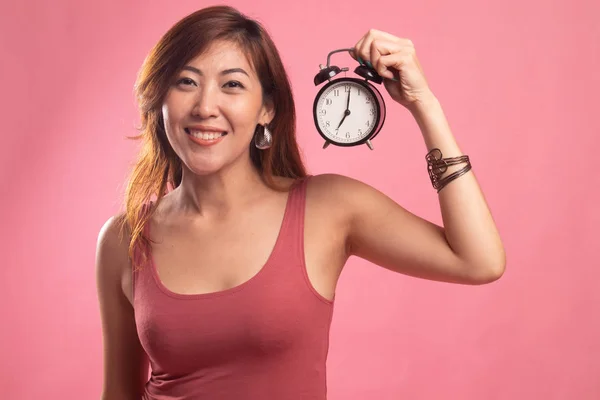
[{"x1": 313, "y1": 48, "x2": 387, "y2": 150}]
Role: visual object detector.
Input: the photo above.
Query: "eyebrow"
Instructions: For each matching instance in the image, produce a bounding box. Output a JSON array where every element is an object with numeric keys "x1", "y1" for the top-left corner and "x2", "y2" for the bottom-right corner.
[{"x1": 182, "y1": 66, "x2": 249, "y2": 77}]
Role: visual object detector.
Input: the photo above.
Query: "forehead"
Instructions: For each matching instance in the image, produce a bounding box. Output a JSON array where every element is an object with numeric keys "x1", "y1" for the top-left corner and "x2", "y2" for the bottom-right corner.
[{"x1": 187, "y1": 40, "x2": 255, "y2": 74}]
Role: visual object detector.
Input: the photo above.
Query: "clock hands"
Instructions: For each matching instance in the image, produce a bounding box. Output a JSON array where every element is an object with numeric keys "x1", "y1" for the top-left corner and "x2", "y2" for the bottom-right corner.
[
  {"x1": 346, "y1": 86, "x2": 351, "y2": 109},
  {"x1": 336, "y1": 88, "x2": 352, "y2": 130},
  {"x1": 336, "y1": 109, "x2": 351, "y2": 130}
]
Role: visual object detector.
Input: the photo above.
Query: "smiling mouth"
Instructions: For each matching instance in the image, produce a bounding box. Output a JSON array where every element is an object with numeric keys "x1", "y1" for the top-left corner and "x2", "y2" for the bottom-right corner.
[{"x1": 184, "y1": 128, "x2": 228, "y2": 140}]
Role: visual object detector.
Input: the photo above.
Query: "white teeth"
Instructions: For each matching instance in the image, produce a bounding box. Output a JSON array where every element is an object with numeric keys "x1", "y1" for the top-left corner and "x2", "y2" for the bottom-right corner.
[{"x1": 188, "y1": 130, "x2": 225, "y2": 140}]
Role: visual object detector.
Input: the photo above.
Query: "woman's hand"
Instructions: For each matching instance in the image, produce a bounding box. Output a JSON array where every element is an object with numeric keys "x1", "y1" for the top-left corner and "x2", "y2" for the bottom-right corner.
[{"x1": 351, "y1": 29, "x2": 434, "y2": 112}]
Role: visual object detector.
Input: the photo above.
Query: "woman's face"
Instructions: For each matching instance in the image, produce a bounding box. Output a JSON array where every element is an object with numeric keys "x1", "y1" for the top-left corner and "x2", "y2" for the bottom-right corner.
[{"x1": 161, "y1": 39, "x2": 273, "y2": 176}]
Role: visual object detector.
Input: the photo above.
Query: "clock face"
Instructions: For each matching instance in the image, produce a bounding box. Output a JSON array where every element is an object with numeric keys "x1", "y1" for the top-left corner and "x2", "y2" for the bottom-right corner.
[{"x1": 314, "y1": 78, "x2": 380, "y2": 145}]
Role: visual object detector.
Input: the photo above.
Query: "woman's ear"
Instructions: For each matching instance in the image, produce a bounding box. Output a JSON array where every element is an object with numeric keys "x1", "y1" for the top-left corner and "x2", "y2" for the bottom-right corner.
[{"x1": 262, "y1": 97, "x2": 275, "y2": 124}]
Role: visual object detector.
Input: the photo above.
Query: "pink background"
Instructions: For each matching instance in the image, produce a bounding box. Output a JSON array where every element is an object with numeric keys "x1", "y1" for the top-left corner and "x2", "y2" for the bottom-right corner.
[{"x1": 1, "y1": 0, "x2": 599, "y2": 398}]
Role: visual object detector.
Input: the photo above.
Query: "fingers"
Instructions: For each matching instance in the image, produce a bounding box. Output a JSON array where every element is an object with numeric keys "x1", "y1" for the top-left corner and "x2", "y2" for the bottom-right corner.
[
  {"x1": 370, "y1": 29, "x2": 412, "y2": 45},
  {"x1": 360, "y1": 40, "x2": 413, "y2": 80},
  {"x1": 354, "y1": 29, "x2": 412, "y2": 50},
  {"x1": 370, "y1": 40, "x2": 400, "y2": 76},
  {"x1": 377, "y1": 52, "x2": 409, "y2": 79},
  {"x1": 351, "y1": 29, "x2": 414, "y2": 72}
]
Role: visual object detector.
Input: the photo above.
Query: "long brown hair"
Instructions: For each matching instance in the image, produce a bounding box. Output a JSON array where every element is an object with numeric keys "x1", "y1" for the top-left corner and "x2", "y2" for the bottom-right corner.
[{"x1": 118, "y1": 6, "x2": 307, "y2": 270}]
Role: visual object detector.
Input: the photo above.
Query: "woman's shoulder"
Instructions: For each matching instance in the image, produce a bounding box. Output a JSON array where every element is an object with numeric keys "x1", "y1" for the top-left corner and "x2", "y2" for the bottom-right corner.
[
  {"x1": 96, "y1": 212, "x2": 131, "y2": 282},
  {"x1": 268, "y1": 173, "x2": 361, "y2": 190},
  {"x1": 305, "y1": 172, "x2": 392, "y2": 219},
  {"x1": 97, "y1": 212, "x2": 130, "y2": 253},
  {"x1": 305, "y1": 173, "x2": 370, "y2": 198},
  {"x1": 301, "y1": 173, "x2": 371, "y2": 219}
]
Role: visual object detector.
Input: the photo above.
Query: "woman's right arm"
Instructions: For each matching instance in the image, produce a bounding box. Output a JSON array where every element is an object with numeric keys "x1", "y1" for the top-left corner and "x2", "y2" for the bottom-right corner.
[{"x1": 96, "y1": 214, "x2": 149, "y2": 400}]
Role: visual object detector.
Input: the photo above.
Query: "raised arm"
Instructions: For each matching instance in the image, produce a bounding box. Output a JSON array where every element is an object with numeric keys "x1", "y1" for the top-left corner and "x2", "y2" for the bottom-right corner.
[
  {"x1": 314, "y1": 171, "x2": 504, "y2": 285},
  {"x1": 329, "y1": 29, "x2": 505, "y2": 284}
]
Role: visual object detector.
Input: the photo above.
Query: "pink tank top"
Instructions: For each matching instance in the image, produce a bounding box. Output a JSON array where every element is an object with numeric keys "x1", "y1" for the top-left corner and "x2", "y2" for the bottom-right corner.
[{"x1": 133, "y1": 177, "x2": 335, "y2": 399}]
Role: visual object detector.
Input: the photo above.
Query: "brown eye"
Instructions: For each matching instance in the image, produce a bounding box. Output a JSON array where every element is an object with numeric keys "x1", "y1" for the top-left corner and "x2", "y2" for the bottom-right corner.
[
  {"x1": 224, "y1": 81, "x2": 244, "y2": 89},
  {"x1": 177, "y1": 78, "x2": 196, "y2": 86}
]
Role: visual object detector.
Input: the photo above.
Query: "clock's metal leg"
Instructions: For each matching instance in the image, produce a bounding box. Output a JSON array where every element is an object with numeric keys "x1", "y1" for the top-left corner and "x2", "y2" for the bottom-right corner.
[
  {"x1": 323, "y1": 141, "x2": 330, "y2": 149},
  {"x1": 366, "y1": 140, "x2": 374, "y2": 150}
]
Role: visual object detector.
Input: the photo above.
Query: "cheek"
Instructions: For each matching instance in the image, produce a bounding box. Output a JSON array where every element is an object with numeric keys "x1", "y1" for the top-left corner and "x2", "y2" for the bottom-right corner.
[
  {"x1": 226, "y1": 99, "x2": 262, "y2": 130},
  {"x1": 161, "y1": 104, "x2": 171, "y2": 128},
  {"x1": 160, "y1": 103, "x2": 186, "y2": 155},
  {"x1": 161, "y1": 101, "x2": 185, "y2": 136}
]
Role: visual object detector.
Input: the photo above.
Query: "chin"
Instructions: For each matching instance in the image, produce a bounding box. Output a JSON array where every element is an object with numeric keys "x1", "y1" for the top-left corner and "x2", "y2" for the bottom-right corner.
[
  {"x1": 184, "y1": 151, "x2": 250, "y2": 177},
  {"x1": 185, "y1": 158, "x2": 227, "y2": 176},
  {"x1": 176, "y1": 137, "x2": 252, "y2": 177}
]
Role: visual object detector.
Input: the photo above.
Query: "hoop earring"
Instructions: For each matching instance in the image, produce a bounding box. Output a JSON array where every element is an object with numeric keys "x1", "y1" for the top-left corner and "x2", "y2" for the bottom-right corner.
[{"x1": 254, "y1": 124, "x2": 272, "y2": 150}]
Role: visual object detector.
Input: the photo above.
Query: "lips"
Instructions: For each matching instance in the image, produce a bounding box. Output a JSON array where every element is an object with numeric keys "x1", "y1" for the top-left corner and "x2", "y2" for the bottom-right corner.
[
  {"x1": 184, "y1": 127, "x2": 228, "y2": 147},
  {"x1": 184, "y1": 128, "x2": 228, "y2": 140}
]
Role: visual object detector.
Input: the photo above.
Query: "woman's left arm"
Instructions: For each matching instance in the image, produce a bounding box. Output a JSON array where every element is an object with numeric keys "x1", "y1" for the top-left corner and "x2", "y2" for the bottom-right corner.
[
  {"x1": 336, "y1": 29, "x2": 505, "y2": 285},
  {"x1": 413, "y1": 91, "x2": 506, "y2": 277}
]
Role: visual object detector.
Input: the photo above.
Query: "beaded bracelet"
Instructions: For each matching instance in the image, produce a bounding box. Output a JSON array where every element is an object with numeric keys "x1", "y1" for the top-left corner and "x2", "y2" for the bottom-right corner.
[{"x1": 426, "y1": 148, "x2": 472, "y2": 192}]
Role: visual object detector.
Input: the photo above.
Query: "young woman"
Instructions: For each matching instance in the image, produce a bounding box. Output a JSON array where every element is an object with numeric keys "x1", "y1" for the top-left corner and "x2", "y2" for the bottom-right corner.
[{"x1": 96, "y1": 5, "x2": 505, "y2": 399}]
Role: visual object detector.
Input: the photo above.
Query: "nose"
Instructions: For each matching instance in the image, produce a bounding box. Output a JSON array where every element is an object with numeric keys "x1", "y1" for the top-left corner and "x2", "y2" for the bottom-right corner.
[{"x1": 192, "y1": 83, "x2": 219, "y2": 119}]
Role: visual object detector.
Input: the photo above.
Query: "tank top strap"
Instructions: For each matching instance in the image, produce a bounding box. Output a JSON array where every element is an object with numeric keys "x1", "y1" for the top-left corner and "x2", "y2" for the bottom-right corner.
[
  {"x1": 132, "y1": 201, "x2": 155, "y2": 297},
  {"x1": 274, "y1": 175, "x2": 311, "y2": 260},
  {"x1": 288, "y1": 175, "x2": 311, "y2": 222}
]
